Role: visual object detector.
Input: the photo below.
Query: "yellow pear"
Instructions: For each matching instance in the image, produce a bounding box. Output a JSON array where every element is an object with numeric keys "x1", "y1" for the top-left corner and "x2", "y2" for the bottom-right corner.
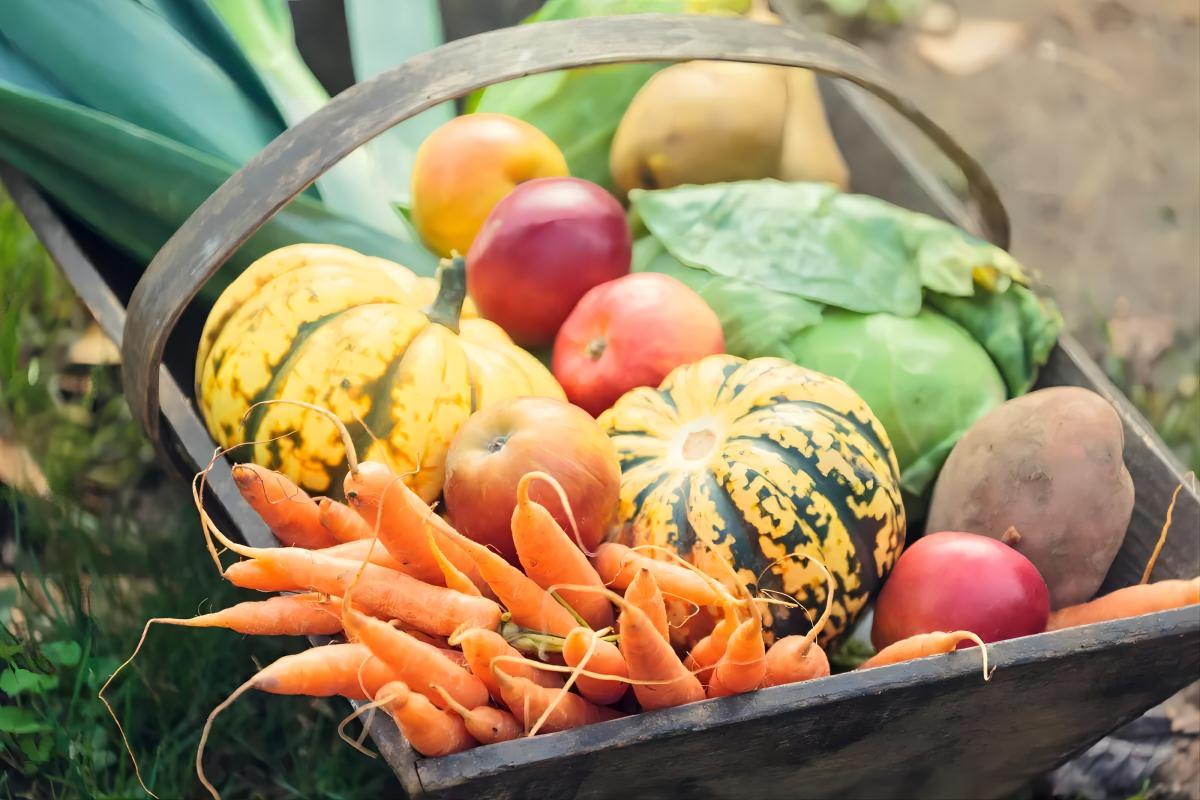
[{"x1": 610, "y1": 10, "x2": 848, "y2": 195}]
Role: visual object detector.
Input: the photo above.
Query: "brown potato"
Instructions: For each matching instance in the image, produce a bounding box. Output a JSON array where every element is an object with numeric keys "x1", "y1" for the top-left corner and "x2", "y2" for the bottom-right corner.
[{"x1": 926, "y1": 386, "x2": 1134, "y2": 609}]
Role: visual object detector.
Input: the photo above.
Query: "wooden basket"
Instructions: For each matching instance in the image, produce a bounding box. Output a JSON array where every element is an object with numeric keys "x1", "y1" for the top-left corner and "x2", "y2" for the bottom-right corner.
[{"x1": 5, "y1": 14, "x2": 1197, "y2": 800}]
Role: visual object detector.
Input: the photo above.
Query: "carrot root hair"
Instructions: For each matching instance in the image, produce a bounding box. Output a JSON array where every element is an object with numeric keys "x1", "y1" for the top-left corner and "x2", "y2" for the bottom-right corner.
[
  {"x1": 242, "y1": 399, "x2": 359, "y2": 473},
  {"x1": 1142, "y1": 473, "x2": 1192, "y2": 583},
  {"x1": 527, "y1": 628, "x2": 598, "y2": 737},
  {"x1": 336, "y1": 698, "x2": 390, "y2": 759},
  {"x1": 197, "y1": 675, "x2": 259, "y2": 800},
  {"x1": 625, "y1": 544, "x2": 738, "y2": 606}
]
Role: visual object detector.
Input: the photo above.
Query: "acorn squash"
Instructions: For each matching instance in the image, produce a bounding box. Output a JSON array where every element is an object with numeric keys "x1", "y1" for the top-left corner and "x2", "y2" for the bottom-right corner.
[
  {"x1": 197, "y1": 244, "x2": 563, "y2": 500},
  {"x1": 599, "y1": 354, "x2": 905, "y2": 643}
]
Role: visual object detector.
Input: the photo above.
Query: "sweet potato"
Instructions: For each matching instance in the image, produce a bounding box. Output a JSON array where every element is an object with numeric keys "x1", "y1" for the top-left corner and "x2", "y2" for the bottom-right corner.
[{"x1": 926, "y1": 386, "x2": 1133, "y2": 609}]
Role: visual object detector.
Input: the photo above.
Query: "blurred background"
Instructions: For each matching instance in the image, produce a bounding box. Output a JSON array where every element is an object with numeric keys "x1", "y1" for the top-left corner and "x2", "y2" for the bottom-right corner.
[{"x1": 1, "y1": 1, "x2": 1196, "y2": 797}]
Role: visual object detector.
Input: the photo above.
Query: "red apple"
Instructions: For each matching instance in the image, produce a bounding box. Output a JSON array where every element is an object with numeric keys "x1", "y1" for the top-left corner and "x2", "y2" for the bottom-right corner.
[
  {"x1": 552, "y1": 273, "x2": 725, "y2": 416},
  {"x1": 466, "y1": 177, "x2": 631, "y2": 347},
  {"x1": 872, "y1": 531, "x2": 1050, "y2": 649},
  {"x1": 442, "y1": 396, "x2": 621, "y2": 562}
]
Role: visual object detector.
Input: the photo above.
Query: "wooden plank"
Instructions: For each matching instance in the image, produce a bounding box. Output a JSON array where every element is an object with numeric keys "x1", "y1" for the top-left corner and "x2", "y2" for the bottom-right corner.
[
  {"x1": 415, "y1": 608, "x2": 1200, "y2": 799},
  {"x1": 121, "y1": 13, "x2": 1007, "y2": 448}
]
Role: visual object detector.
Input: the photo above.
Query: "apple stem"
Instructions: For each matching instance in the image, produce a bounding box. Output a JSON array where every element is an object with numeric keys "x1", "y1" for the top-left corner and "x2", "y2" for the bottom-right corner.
[
  {"x1": 585, "y1": 337, "x2": 606, "y2": 361},
  {"x1": 426, "y1": 255, "x2": 468, "y2": 334}
]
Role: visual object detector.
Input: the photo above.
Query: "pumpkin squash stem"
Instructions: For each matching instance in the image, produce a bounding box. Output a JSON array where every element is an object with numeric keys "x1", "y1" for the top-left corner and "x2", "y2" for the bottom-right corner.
[
  {"x1": 242, "y1": 399, "x2": 360, "y2": 474},
  {"x1": 425, "y1": 256, "x2": 468, "y2": 334}
]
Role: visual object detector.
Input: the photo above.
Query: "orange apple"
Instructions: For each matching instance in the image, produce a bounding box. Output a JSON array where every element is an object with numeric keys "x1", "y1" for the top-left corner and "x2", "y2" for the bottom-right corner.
[
  {"x1": 552, "y1": 273, "x2": 725, "y2": 415},
  {"x1": 410, "y1": 113, "x2": 569, "y2": 256},
  {"x1": 442, "y1": 396, "x2": 620, "y2": 562}
]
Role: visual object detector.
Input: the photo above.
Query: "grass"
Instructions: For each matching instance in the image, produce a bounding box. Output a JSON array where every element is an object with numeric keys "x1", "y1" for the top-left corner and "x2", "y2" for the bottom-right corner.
[{"x1": 0, "y1": 193, "x2": 395, "y2": 799}]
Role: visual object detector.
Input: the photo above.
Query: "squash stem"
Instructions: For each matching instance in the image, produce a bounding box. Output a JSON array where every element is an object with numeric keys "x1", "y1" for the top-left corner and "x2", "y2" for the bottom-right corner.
[{"x1": 426, "y1": 255, "x2": 467, "y2": 333}]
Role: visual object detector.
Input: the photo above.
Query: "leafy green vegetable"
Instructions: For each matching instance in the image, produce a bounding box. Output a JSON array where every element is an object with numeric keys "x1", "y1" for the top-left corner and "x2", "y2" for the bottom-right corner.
[
  {"x1": 470, "y1": 0, "x2": 748, "y2": 189},
  {"x1": 0, "y1": 0, "x2": 282, "y2": 165},
  {"x1": 0, "y1": 82, "x2": 436, "y2": 302},
  {"x1": 345, "y1": 0, "x2": 453, "y2": 196},
  {"x1": 786, "y1": 309, "x2": 1007, "y2": 500},
  {"x1": 928, "y1": 285, "x2": 1063, "y2": 395},
  {"x1": 630, "y1": 180, "x2": 1029, "y2": 316}
]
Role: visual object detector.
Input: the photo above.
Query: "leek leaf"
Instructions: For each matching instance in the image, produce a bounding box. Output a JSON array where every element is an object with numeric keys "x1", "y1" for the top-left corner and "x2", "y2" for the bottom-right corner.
[{"x1": 344, "y1": 0, "x2": 453, "y2": 197}]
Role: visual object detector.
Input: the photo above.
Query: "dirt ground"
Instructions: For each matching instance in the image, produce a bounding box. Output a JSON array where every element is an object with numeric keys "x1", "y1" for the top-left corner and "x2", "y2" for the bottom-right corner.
[{"x1": 842, "y1": 0, "x2": 1200, "y2": 348}]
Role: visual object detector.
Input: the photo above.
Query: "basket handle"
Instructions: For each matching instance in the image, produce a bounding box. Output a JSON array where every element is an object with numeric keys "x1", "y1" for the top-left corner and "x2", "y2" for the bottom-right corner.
[{"x1": 123, "y1": 13, "x2": 1009, "y2": 439}]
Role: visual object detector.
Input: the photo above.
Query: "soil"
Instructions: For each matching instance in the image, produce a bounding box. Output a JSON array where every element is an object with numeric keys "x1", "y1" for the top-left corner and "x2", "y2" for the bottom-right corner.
[{"x1": 835, "y1": 0, "x2": 1200, "y2": 349}]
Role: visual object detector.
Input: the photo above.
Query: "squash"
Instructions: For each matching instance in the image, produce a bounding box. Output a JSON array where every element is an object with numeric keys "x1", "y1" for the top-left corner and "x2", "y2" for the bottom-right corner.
[
  {"x1": 197, "y1": 244, "x2": 564, "y2": 501},
  {"x1": 599, "y1": 354, "x2": 905, "y2": 643}
]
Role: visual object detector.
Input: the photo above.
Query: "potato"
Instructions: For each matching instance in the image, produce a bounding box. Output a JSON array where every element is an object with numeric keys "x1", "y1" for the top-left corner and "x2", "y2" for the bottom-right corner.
[{"x1": 926, "y1": 386, "x2": 1134, "y2": 609}]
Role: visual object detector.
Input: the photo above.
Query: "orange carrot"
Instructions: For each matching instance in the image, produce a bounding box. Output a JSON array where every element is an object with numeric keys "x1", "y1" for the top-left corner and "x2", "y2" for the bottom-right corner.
[
  {"x1": 562, "y1": 627, "x2": 629, "y2": 706},
  {"x1": 195, "y1": 644, "x2": 403, "y2": 799},
  {"x1": 1047, "y1": 577, "x2": 1200, "y2": 631},
  {"x1": 762, "y1": 637, "x2": 830, "y2": 687},
  {"x1": 343, "y1": 460, "x2": 478, "y2": 586},
  {"x1": 433, "y1": 686, "x2": 522, "y2": 745},
  {"x1": 593, "y1": 543, "x2": 723, "y2": 608},
  {"x1": 427, "y1": 527, "x2": 482, "y2": 597},
  {"x1": 232, "y1": 463, "x2": 336, "y2": 549},
  {"x1": 624, "y1": 568, "x2": 669, "y2": 641},
  {"x1": 215, "y1": 545, "x2": 501, "y2": 636},
  {"x1": 318, "y1": 539, "x2": 407, "y2": 571},
  {"x1": 342, "y1": 605, "x2": 490, "y2": 710},
  {"x1": 376, "y1": 681, "x2": 476, "y2": 757},
  {"x1": 684, "y1": 604, "x2": 739, "y2": 685},
  {"x1": 451, "y1": 627, "x2": 562, "y2": 702},
  {"x1": 557, "y1": 586, "x2": 707, "y2": 711},
  {"x1": 317, "y1": 497, "x2": 373, "y2": 542},
  {"x1": 859, "y1": 630, "x2": 992, "y2": 681},
  {"x1": 493, "y1": 666, "x2": 621, "y2": 733},
  {"x1": 437, "y1": 524, "x2": 580, "y2": 637},
  {"x1": 760, "y1": 555, "x2": 835, "y2": 687},
  {"x1": 706, "y1": 614, "x2": 766, "y2": 697},
  {"x1": 512, "y1": 472, "x2": 613, "y2": 630}
]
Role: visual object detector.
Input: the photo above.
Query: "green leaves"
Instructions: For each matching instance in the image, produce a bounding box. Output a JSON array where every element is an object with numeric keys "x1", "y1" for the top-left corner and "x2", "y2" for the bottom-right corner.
[
  {"x1": 1, "y1": 667, "x2": 59, "y2": 696},
  {"x1": 0, "y1": 707, "x2": 50, "y2": 735}
]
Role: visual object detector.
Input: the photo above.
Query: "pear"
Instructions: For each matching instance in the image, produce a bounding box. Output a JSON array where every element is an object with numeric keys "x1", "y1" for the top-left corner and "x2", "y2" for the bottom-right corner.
[{"x1": 609, "y1": 13, "x2": 848, "y2": 195}]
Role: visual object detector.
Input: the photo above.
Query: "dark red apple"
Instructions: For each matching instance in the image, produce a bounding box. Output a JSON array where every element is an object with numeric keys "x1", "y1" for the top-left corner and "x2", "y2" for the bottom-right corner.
[
  {"x1": 466, "y1": 177, "x2": 631, "y2": 347},
  {"x1": 872, "y1": 531, "x2": 1050, "y2": 649},
  {"x1": 552, "y1": 273, "x2": 725, "y2": 416}
]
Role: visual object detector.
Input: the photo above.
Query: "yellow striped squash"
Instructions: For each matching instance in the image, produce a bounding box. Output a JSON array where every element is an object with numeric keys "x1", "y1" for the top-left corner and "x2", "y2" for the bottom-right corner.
[
  {"x1": 599, "y1": 354, "x2": 905, "y2": 643},
  {"x1": 196, "y1": 244, "x2": 563, "y2": 501}
]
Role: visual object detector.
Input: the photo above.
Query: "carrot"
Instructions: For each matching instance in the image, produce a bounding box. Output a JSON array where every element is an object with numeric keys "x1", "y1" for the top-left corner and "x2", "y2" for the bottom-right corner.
[
  {"x1": 231, "y1": 462, "x2": 336, "y2": 549},
  {"x1": 318, "y1": 497, "x2": 373, "y2": 542},
  {"x1": 342, "y1": 605, "x2": 490, "y2": 710},
  {"x1": 195, "y1": 644, "x2": 403, "y2": 799},
  {"x1": 512, "y1": 472, "x2": 613, "y2": 630},
  {"x1": 318, "y1": 539, "x2": 407, "y2": 571},
  {"x1": 684, "y1": 604, "x2": 739, "y2": 685},
  {"x1": 562, "y1": 627, "x2": 629, "y2": 706},
  {"x1": 451, "y1": 627, "x2": 563, "y2": 702},
  {"x1": 858, "y1": 630, "x2": 992, "y2": 681},
  {"x1": 593, "y1": 542, "x2": 724, "y2": 608},
  {"x1": 344, "y1": 460, "x2": 478, "y2": 586},
  {"x1": 759, "y1": 555, "x2": 835, "y2": 687},
  {"x1": 1047, "y1": 577, "x2": 1200, "y2": 631},
  {"x1": 552, "y1": 584, "x2": 707, "y2": 711},
  {"x1": 376, "y1": 681, "x2": 476, "y2": 757},
  {"x1": 427, "y1": 526, "x2": 482, "y2": 597},
  {"x1": 433, "y1": 686, "x2": 522, "y2": 745},
  {"x1": 623, "y1": 567, "x2": 669, "y2": 641},
  {"x1": 437, "y1": 524, "x2": 581, "y2": 637},
  {"x1": 762, "y1": 636, "x2": 829, "y2": 687},
  {"x1": 208, "y1": 525, "x2": 501, "y2": 635},
  {"x1": 493, "y1": 666, "x2": 621, "y2": 733},
  {"x1": 706, "y1": 614, "x2": 766, "y2": 697}
]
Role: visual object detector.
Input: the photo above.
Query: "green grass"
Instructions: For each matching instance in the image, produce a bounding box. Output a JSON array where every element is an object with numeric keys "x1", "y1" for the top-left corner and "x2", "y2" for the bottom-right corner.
[{"x1": 0, "y1": 193, "x2": 395, "y2": 799}]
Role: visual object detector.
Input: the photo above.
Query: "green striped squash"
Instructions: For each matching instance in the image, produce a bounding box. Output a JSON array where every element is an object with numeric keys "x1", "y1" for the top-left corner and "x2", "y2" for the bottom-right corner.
[{"x1": 598, "y1": 355, "x2": 906, "y2": 643}]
